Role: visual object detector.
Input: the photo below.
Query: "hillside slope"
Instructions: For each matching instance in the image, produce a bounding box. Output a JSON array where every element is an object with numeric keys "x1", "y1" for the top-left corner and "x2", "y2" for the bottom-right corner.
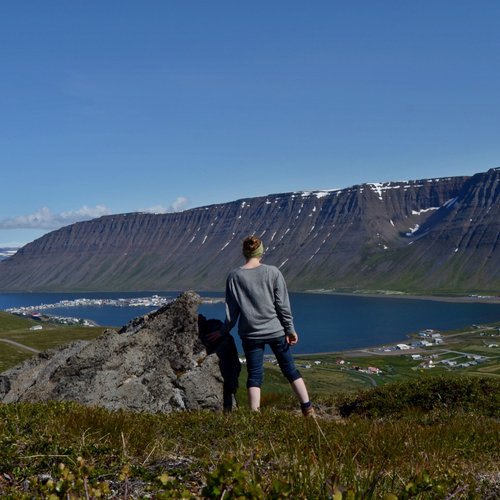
[{"x1": 0, "y1": 168, "x2": 498, "y2": 293}]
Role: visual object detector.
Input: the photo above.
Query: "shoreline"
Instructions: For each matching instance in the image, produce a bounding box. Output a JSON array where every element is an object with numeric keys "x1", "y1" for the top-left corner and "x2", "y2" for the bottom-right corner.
[
  {"x1": 1, "y1": 288, "x2": 499, "y2": 304},
  {"x1": 302, "y1": 290, "x2": 500, "y2": 304}
]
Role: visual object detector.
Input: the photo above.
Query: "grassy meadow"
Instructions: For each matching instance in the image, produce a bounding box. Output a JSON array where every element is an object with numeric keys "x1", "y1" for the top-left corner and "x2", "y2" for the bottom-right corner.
[
  {"x1": 0, "y1": 312, "x2": 499, "y2": 498},
  {"x1": 0, "y1": 311, "x2": 106, "y2": 373}
]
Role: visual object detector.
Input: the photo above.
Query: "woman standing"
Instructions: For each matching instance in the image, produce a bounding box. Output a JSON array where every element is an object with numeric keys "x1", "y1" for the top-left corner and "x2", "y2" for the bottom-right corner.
[{"x1": 222, "y1": 235, "x2": 314, "y2": 416}]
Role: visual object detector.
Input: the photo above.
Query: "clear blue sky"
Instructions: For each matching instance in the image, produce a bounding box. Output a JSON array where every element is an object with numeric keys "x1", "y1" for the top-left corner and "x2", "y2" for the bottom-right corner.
[{"x1": 1, "y1": 1, "x2": 499, "y2": 247}]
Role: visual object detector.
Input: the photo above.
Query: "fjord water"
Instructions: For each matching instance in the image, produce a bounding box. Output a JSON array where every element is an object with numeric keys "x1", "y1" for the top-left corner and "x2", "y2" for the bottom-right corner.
[{"x1": 1, "y1": 291, "x2": 500, "y2": 354}]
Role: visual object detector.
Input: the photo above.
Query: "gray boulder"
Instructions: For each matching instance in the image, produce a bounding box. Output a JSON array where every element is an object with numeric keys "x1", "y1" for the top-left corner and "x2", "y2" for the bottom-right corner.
[{"x1": 0, "y1": 292, "x2": 231, "y2": 412}]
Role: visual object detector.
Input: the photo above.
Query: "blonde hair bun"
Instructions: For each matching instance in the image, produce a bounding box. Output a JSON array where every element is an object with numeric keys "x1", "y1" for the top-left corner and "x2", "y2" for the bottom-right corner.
[{"x1": 242, "y1": 236, "x2": 264, "y2": 259}]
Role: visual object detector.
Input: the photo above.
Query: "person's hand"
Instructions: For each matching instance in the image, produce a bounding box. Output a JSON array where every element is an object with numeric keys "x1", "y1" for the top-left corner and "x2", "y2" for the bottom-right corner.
[
  {"x1": 206, "y1": 330, "x2": 222, "y2": 343},
  {"x1": 286, "y1": 332, "x2": 298, "y2": 345}
]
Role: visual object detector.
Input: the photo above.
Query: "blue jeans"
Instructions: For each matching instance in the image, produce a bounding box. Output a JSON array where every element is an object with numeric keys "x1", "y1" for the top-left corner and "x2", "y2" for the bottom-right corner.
[{"x1": 242, "y1": 336, "x2": 302, "y2": 388}]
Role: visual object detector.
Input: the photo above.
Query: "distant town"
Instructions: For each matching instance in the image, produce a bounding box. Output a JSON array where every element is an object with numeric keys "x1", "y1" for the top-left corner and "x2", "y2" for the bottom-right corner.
[
  {"x1": 263, "y1": 325, "x2": 500, "y2": 385},
  {"x1": 5, "y1": 295, "x2": 224, "y2": 327},
  {"x1": 6, "y1": 295, "x2": 175, "y2": 315}
]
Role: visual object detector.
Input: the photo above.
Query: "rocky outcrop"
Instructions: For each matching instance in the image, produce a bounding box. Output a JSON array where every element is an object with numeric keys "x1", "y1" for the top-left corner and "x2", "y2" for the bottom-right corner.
[
  {"x1": 0, "y1": 168, "x2": 498, "y2": 293},
  {"x1": 0, "y1": 292, "x2": 231, "y2": 412}
]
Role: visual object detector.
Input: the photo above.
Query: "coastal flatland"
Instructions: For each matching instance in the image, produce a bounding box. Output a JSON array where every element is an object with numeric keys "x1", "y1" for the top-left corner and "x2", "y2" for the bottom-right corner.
[{"x1": 1, "y1": 311, "x2": 498, "y2": 393}]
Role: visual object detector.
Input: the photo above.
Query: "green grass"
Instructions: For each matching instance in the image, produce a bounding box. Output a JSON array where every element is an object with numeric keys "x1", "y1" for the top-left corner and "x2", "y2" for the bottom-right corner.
[
  {"x1": 0, "y1": 325, "x2": 106, "y2": 352},
  {"x1": 0, "y1": 343, "x2": 34, "y2": 373},
  {"x1": 0, "y1": 378, "x2": 498, "y2": 498},
  {"x1": 0, "y1": 311, "x2": 107, "y2": 360},
  {"x1": 0, "y1": 311, "x2": 38, "y2": 332},
  {"x1": 336, "y1": 376, "x2": 499, "y2": 418},
  {"x1": 0, "y1": 312, "x2": 499, "y2": 497}
]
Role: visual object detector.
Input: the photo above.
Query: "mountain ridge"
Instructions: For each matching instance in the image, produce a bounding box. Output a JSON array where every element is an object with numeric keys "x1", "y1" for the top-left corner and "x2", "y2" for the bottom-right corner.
[{"x1": 0, "y1": 168, "x2": 498, "y2": 293}]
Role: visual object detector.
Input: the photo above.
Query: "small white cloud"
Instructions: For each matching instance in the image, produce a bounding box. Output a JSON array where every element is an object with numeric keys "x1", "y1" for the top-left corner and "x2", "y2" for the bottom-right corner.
[
  {"x1": 141, "y1": 197, "x2": 189, "y2": 214},
  {"x1": 171, "y1": 196, "x2": 189, "y2": 212},
  {"x1": 0, "y1": 205, "x2": 110, "y2": 230}
]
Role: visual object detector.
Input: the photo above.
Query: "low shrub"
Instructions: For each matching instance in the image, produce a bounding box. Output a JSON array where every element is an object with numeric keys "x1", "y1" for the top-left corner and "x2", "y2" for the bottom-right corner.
[{"x1": 337, "y1": 375, "x2": 500, "y2": 418}]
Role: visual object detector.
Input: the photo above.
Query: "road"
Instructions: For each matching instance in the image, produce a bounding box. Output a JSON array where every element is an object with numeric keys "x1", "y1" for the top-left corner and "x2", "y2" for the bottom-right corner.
[
  {"x1": 0, "y1": 338, "x2": 41, "y2": 354},
  {"x1": 314, "y1": 365, "x2": 379, "y2": 387}
]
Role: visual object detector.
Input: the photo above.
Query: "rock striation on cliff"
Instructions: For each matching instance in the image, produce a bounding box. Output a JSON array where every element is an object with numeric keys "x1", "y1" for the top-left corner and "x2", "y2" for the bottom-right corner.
[
  {"x1": 0, "y1": 168, "x2": 498, "y2": 293},
  {"x1": 0, "y1": 292, "x2": 229, "y2": 412}
]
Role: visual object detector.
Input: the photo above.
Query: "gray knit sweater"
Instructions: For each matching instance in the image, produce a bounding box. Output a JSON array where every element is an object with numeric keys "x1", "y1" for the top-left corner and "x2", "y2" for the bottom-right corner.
[{"x1": 222, "y1": 264, "x2": 296, "y2": 340}]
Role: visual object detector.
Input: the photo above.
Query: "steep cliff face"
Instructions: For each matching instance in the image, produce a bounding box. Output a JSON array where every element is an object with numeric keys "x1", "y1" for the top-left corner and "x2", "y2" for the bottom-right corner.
[
  {"x1": 368, "y1": 167, "x2": 500, "y2": 292},
  {"x1": 0, "y1": 168, "x2": 498, "y2": 293}
]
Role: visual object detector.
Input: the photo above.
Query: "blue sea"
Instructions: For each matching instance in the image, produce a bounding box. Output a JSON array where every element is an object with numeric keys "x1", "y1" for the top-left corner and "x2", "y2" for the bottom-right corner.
[{"x1": 1, "y1": 291, "x2": 500, "y2": 354}]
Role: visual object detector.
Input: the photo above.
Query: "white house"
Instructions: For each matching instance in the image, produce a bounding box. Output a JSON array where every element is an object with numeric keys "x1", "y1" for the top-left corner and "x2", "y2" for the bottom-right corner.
[{"x1": 442, "y1": 360, "x2": 457, "y2": 366}]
